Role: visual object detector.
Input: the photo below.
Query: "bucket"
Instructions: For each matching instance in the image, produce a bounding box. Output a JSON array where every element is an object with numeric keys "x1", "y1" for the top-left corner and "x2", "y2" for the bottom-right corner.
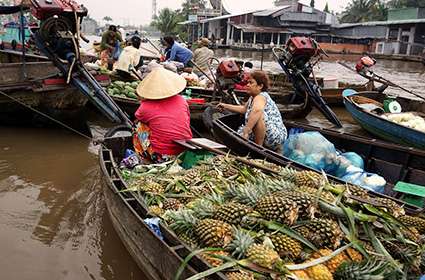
[{"x1": 323, "y1": 77, "x2": 338, "y2": 89}]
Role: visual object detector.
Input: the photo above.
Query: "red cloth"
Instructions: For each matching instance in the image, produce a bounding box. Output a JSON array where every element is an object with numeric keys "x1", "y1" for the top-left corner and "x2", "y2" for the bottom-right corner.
[{"x1": 135, "y1": 95, "x2": 192, "y2": 155}]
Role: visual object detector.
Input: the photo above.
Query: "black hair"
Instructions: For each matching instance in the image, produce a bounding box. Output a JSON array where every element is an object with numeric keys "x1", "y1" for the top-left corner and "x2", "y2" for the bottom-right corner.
[
  {"x1": 109, "y1": 25, "x2": 117, "y2": 32},
  {"x1": 131, "y1": 36, "x2": 141, "y2": 49},
  {"x1": 163, "y1": 36, "x2": 174, "y2": 46},
  {"x1": 244, "y1": 61, "x2": 253, "y2": 69}
]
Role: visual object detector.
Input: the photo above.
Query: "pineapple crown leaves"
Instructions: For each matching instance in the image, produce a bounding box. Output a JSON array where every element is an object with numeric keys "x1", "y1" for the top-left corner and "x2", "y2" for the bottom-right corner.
[
  {"x1": 165, "y1": 209, "x2": 198, "y2": 236},
  {"x1": 186, "y1": 199, "x2": 215, "y2": 219},
  {"x1": 226, "y1": 227, "x2": 263, "y2": 260},
  {"x1": 224, "y1": 185, "x2": 260, "y2": 207},
  {"x1": 334, "y1": 257, "x2": 395, "y2": 280}
]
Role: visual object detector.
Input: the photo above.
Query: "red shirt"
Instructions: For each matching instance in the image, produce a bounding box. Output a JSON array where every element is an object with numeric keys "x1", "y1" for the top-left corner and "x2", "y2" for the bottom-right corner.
[{"x1": 135, "y1": 95, "x2": 192, "y2": 155}]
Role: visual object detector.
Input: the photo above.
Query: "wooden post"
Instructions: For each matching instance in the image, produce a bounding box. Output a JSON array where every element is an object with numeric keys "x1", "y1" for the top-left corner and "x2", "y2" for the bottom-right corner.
[
  {"x1": 277, "y1": 33, "x2": 280, "y2": 46},
  {"x1": 253, "y1": 32, "x2": 256, "y2": 44},
  {"x1": 241, "y1": 30, "x2": 244, "y2": 44}
]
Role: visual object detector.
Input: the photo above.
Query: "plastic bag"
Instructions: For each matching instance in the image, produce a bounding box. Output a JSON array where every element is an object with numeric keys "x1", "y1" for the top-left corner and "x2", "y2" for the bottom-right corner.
[
  {"x1": 144, "y1": 218, "x2": 163, "y2": 240},
  {"x1": 341, "y1": 166, "x2": 386, "y2": 193},
  {"x1": 341, "y1": 152, "x2": 364, "y2": 169},
  {"x1": 283, "y1": 131, "x2": 338, "y2": 173}
]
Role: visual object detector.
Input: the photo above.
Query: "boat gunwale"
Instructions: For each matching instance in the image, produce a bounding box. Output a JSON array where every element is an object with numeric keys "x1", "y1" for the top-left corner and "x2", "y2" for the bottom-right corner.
[
  {"x1": 342, "y1": 92, "x2": 425, "y2": 149},
  {"x1": 99, "y1": 140, "x2": 227, "y2": 279}
]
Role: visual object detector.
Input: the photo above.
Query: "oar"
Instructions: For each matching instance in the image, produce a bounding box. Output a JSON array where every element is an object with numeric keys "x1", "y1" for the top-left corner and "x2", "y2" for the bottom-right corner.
[{"x1": 338, "y1": 61, "x2": 425, "y2": 102}]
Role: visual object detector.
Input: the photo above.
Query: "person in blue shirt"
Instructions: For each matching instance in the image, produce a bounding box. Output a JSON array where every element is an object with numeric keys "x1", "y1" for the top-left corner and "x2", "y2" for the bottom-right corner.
[{"x1": 163, "y1": 36, "x2": 193, "y2": 66}]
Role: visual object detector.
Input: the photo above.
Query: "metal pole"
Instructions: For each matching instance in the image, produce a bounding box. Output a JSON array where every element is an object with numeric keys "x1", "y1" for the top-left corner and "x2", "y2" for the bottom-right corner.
[
  {"x1": 260, "y1": 33, "x2": 264, "y2": 70},
  {"x1": 19, "y1": 7, "x2": 27, "y2": 79}
]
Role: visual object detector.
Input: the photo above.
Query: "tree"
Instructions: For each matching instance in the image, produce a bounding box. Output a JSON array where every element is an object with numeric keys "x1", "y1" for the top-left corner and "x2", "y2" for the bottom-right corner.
[
  {"x1": 340, "y1": 0, "x2": 387, "y2": 23},
  {"x1": 151, "y1": 8, "x2": 183, "y2": 35},
  {"x1": 310, "y1": 0, "x2": 315, "y2": 7},
  {"x1": 103, "y1": 16, "x2": 113, "y2": 23},
  {"x1": 181, "y1": 0, "x2": 207, "y2": 17},
  {"x1": 324, "y1": 2, "x2": 330, "y2": 12},
  {"x1": 387, "y1": 0, "x2": 425, "y2": 8}
]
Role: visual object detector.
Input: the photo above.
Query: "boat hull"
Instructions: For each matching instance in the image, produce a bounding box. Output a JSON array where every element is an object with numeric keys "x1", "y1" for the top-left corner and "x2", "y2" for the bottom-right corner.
[
  {"x1": 99, "y1": 139, "x2": 226, "y2": 279},
  {"x1": 343, "y1": 93, "x2": 425, "y2": 150}
]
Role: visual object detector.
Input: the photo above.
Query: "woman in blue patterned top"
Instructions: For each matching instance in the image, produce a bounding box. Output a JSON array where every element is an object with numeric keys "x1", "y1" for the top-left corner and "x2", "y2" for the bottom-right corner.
[{"x1": 217, "y1": 71, "x2": 287, "y2": 152}]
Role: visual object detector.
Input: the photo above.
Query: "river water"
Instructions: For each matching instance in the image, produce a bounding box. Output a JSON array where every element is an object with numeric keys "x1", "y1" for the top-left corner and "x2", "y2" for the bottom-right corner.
[{"x1": 0, "y1": 50, "x2": 424, "y2": 279}]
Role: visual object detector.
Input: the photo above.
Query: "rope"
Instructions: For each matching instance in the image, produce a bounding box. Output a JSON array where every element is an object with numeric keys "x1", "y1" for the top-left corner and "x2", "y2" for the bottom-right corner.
[{"x1": 0, "y1": 89, "x2": 93, "y2": 142}]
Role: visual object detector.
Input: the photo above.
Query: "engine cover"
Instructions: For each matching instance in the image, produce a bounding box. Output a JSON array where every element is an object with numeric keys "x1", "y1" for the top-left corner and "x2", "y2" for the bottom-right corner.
[
  {"x1": 218, "y1": 60, "x2": 240, "y2": 78},
  {"x1": 31, "y1": 0, "x2": 87, "y2": 20},
  {"x1": 287, "y1": 37, "x2": 316, "y2": 57}
]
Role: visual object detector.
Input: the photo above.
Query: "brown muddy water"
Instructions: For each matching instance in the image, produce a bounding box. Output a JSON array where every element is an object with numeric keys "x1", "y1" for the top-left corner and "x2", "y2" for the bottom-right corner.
[{"x1": 0, "y1": 52, "x2": 424, "y2": 279}]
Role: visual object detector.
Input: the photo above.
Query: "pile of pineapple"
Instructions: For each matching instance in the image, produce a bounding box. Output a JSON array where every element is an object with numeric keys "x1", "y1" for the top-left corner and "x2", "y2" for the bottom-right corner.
[{"x1": 122, "y1": 155, "x2": 425, "y2": 280}]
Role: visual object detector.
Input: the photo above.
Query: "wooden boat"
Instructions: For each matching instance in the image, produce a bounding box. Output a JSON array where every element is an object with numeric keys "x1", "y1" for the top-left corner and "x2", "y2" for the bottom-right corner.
[
  {"x1": 212, "y1": 113, "x2": 425, "y2": 213},
  {"x1": 0, "y1": 50, "x2": 109, "y2": 126},
  {"x1": 268, "y1": 72, "x2": 371, "y2": 105},
  {"x1": 109, "y1": 86, "x2": 312, "y2": 123},
  {"x1": 99, "y1": 133, "x2": 227, "y2": 280},
  {"x1": 343, "y1": 91, "x2": 425, "y2": 149}
]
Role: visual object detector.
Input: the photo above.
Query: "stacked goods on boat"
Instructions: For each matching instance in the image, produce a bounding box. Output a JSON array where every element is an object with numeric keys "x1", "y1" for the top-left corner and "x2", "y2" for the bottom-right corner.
[
  {"x1": 106, "y1": 81, "x2": 140, "y2": 99},
  {"x1": 120, "y1": 154, "x2": 425, "y2": 279},
  {"x1": 381, "y1": 113, "x2": 425, "y2": 133}
]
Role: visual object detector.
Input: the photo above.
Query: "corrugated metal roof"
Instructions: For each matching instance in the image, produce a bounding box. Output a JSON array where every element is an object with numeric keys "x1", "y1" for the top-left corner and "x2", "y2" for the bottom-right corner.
[
  {"x1": 252, "y1": 5, "x2": 290, "y2": 17},
  {"x1": 199, "y1": 9, "x2": 259, "y2": 23},
  {"x1": 336, "y1": 18, "x2": 425, "y2": 28},
  {"x1": 231, "y1": 23, "x2": 290, "y2": 33}
]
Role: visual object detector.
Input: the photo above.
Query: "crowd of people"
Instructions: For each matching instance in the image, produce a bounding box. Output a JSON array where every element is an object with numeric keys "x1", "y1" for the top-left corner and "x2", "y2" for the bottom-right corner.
[{"x1": 95, "y1": 27, "x2": 287, "y2": 162}]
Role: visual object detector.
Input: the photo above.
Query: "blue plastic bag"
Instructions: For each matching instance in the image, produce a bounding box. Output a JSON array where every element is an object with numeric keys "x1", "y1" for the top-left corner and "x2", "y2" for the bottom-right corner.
[
  {"x1": 144, "y1": 217, "x2": 164, "y2": 240},
  {"x1": 284, "y1": 131, "x2": 338, "y2": 173},
  {"x1": 341, "y1": 152, "x2": 364, "y2": 169},
  {"x1": 341, "y1": 166, "x2": 386, "y2": 193}
]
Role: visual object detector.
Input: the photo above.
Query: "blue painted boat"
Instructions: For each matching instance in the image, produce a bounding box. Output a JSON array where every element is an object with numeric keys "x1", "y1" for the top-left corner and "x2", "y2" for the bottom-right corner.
[{"x1": 343, "y1": 90, "x2": 425, "y2": 150}]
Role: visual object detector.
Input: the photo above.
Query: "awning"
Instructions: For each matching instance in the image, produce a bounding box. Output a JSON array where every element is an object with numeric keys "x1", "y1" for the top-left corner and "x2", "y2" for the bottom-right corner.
[
  {"x1": 0, "y1": 5, "x2": 29, "y2": 15},
  {"x1": 232, "y1": 23, "x2": 290, "y2": 34},
  {"x1": 288, "y1": 28, "x2": 316, "y2": 35}
]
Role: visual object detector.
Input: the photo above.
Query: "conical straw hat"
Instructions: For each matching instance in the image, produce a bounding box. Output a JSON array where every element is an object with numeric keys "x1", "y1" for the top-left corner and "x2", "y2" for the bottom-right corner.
[{"x1": 136, "y1": 67, "x2": 187, "y2": 100}]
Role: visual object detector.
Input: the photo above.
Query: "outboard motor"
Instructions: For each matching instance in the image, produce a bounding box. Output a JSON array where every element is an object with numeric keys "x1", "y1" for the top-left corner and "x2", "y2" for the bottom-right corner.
[{"x1": 273, "y1": 37, "x2": 342, "y2": 127}]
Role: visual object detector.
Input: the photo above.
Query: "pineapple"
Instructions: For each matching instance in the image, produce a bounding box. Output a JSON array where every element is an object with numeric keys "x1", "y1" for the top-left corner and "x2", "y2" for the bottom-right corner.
[
  {"x1": 246, "y1": 243, "x2": 281, "y2": 270},
  {"x1": 311, "y1": 249, "x2": 348, "y2": 273},
  {"x1": 371, "y1": 197, "x2": 405, "y2": 218},
  {"x1": 278, "y1": 190, "x2": 317, "y2": 219},
  {"x1": 344, "y1": 248, "x2": 363, "y2": 263},
  {"x1": 178, "y1": 232, "x2": 198, "y2": 248},
  {"x1": 298, "y1": 185, "x2": 336, "y2": 204},
  {"x1": 399, "y1": 215, "x2": 425, "y2": 234},
  {"x1": 194, "y1": 218, "x2": 233, "y2": 248},
  {"x1": 199, "y1": 250, "x2": 229, "y2": 267},
  {"x1": 291, "y1": 270, "x2": 310, "y2": 279},
  {"x1": 226, "y1": 270, "x2": 254, "y2": 280},
  {"x1": 334, "y1": 258, "x2": 392, "y2": 280},
  {"x1": 180, "y1": 168, "x2": 202, "y2": 186},
  {"x1": 255, "y1": 195, "x2": 299, "y2": 225},
  {"x1": 344, "y1": 184, "x2": 370, "y2": 200},
  {"x1": 213, "y1": 202, "x2": 252, "y2": 225},
  {"x1": 148, "y1": 205, "x2": 164, "y2": 216},
  {"x1": 227, "y1": 227, "x2": 285, "y2": 272},
  {"x1": 294, "y1": 171, "x2": 324, "y2": 188},
  {"x1": 221, "y1": 165, "x2": 239, "y2": 178},
  {"x1": 296, "y1": 218, "x2": 343, "y2": 249},
  {"x1": 269, "y1": 233, "x2": 302, "y2": 260},
  {"x1": 402, "y1": 227, "x2": 422, "y2": 244},
  {"x1": 162, "y1": 198, "x2": 182, "y2": 211},
  {"x1": 305, "y1": 263, "x2": 334, "y2": 280},
  {"x1": 130, "y1": 178, "x2": 165, "y2": 194}
]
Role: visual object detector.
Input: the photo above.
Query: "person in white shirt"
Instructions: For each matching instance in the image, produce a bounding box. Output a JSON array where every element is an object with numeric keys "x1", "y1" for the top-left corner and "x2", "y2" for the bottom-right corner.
[{"x1": 114, "y1": 36, "x2": 143, "y2": 81}]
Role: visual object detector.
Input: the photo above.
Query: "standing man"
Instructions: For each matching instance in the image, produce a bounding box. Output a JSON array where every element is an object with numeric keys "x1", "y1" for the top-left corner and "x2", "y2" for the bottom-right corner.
[
  {"x1": 192, "y1": 38, "x2": 214, "y2": 76},
  {"x1": 163, "y1": 36, "x2": 193, "y2": 66},
  {"x1": 100, "y1": 25, "x2": 123, "y2": 67}
]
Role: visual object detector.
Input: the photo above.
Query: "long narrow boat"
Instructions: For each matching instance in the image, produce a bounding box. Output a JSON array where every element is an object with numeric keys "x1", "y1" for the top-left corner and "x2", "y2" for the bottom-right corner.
[
  {"x1": 343, "y1": 91, "x2": 425, "y2": 149},
  {"x1": 109, "y1": 86, "x2": 312, "y2": 123},
  {"x1": 99, "y1": 134, "x2": 227, "y2": 280},
  {"x1": 212, "y1": 113, "x2": 425, "y2": 212}
]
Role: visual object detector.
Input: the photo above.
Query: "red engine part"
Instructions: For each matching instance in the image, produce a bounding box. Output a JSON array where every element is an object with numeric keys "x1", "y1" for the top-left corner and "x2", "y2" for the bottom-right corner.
[
  {"x1": 30, "y1": 0, "x2": 87, "y2": 20},
  {"x1": 286, "y1": 37, "x2": 317, "y2": 57},
  {"x1": 355, "y1": 56, "x2": 376, "y2": 72},
  {"x1": 218, "y1": 60, "x2": 240, "y2": 78}
]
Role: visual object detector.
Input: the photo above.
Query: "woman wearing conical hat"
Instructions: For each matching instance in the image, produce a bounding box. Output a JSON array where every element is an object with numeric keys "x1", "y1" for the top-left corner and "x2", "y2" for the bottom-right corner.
[{"x1": 133, "y1": 67, "x2": 192, "y2": 163}]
